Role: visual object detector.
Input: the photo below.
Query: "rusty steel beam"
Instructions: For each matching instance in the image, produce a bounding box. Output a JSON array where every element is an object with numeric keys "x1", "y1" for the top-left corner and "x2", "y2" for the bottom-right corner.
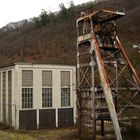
[
  {"x1": 91, "y1": 45, "x2": 96, "y2": 140},
  {"x1": 93, "y1": 34, "x2": 122, "y2": 140},
  {"x1": 76, "y1": 8, "x2": 140, "y2": 140},
  {"x1": 77, "y1": 9, "x2": 125, "y2": 25},
  {"x1": 116, "y1": 36, "x2": 140, "y2": 88}
]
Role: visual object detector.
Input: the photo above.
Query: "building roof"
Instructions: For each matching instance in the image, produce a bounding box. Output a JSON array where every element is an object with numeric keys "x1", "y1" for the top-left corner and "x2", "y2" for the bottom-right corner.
[
  {"x1": 77, "y1": 9, "x2": 125, "y2": 24},
  {"x1": 0, "y1": 62, "x2": 76, "y2": 69}
]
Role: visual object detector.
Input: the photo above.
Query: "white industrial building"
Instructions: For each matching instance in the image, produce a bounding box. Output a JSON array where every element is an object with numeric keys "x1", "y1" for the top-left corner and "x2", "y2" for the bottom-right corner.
[{"x1": 0, "y1": 63, "x2": 76, "y2": 129}]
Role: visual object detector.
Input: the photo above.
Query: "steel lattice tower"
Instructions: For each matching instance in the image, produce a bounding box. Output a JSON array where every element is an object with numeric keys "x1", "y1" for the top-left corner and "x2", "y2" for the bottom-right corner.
[{"x1": 76, "y1": 9, "x2": 140, "y2": 140}]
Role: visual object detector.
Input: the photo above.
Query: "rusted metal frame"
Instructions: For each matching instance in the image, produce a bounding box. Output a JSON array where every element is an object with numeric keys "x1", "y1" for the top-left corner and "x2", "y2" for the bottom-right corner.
[
  {"x1": 83, "y1": 19, "x2": 87, "y2": 34},
  {"x1": 79, "y1": 67, "x2": 91, "y2": 87},
  {"x1": 104, "y1": 64, "x2": 117, "y2": 87},
  {"x1": 119, "y1": 89, "x2": 139, "y2": 102},
  {"x1": 101, "y1": 120, "x2": 105, "y2": 136},
  {"x1": 79, "y1": 67, "x2": 90, "y2": 86},
  {"x1": 110, "y1": 64, "x2": 128, "y2": 87},
  {"x1": 85, "y1": 19, "x2": 91, "y2": 34},
  {"x1": 99, "y1": 15, "x2": 123, "y2": 24},
  {"x1": 103, "y1": 49, "x2": 120, "y2": 61},
  {"x1": 101, "y1": 9, "x2": 125, "y2": 16},
  {"x1": 81, "y1": 99, "x2": 89, "y2": 109},
  {"x1": 119, "y1": 105, "x2": 140, "y2": 109},
  {"x1": 113, "y1": 87, "x2": 138, "y2": 91},
  {"x1": 116, "y1": 36, "x2": 140, "y2": 87},
  {"x1": 79, "y1": 50, "x2": 90, "y2": 56},
  {"x1": 79, "y1": 63, "x2": 91, "y2": 67},
  {"x1": 76, "y1": 21, "x2": 80, "y2": 36},
  {"x1": 77, "y1": 42, "x2": 81, "y2": 91},
  {"x1": 104, "y1": 62, "x2": 117, "y2": 73},
  {"x1": 104, "y1": 67, "x2": 116, "y2": 87},
  {"x1": 132, "y1": 90, "x2": 140, "y2": 99},
  {"x1": 83, "y1": 67, "x2": 92, "y2": 86},
  {"x1": 103, "y1": 61, "x2": 118, "y2": 88},
  {"x1": 76, "y1": 40, "x2": 82, "y2": 136},
  {"x1": 92, "y1": 11, "x2": 118, "y2": 24},
  {"x1": 93, "y1": 34, "x2": 122, "y2": 140},
  {"x1": 108, "y1": 76, "x2": 116, "y2": 87},
  {"x1": 90, "y1": 18, "x2": 96, "y2": 140},
  {"x1": 81, "y1": 91, "x2": 92, "y2": 109},
  {"x1": 77, "y1": 10, "x2": 125, "y2": 25},
  {"x1": 115, "y1": 60, "x2": 119, "y2": 112},
  {"x1": 80, "y1": 70, "x2": 91, "y2": 87},
  {"x1": 77, "y1": 17, "x2": 95, "y2": 140},
  {"x1": 126, "y1": 79, "x2": 139, "y2": 89},
  {"x1": 91, "y1": 43, "x2": 96, "y2": 140},
  {"x1": 77, "y1": 42, "x2": 91, "y2": 88},
  {"x1": 113, "y1": 90, "x2": 139, "y2": 102},
  {"x1": 76, "y1": 94, "x2": 81, "y2": 108},
  {"x1": 117, "y1": 90, "x2": 140, "y2": 116},
  {"x1": 78, "y1": 46, "x2": 89, "y2": 55},
  {"x1": 104, "y1": 62, "x2": 116, "y2": 73},
  {"x1": 94, "y1": 64, "x2": 99, "y2": 75},
  {"x1": 77, "y1": 11, "x2": 98, "y2": 23},
  {"x1": 117, "y1": 102, "x2": 140, "y2": 117},
  {"x1": 96, "y1": 10, "x2": 125, "y2": 24},
  {"x1": 110, "y1": 65, "x2": 127, "y2": 87}
]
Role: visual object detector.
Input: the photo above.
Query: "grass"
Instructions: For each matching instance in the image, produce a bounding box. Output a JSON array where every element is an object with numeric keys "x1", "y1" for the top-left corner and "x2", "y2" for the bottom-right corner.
[
  {"x1": 0, "y1": 123, "x2": 139, "y2": 140},
  {"x1": 0, "y1": 130, "x2": 35, "y2": 140},
  {"x1": 0, "y1": 127, "x2": 78, "y2": 140}
]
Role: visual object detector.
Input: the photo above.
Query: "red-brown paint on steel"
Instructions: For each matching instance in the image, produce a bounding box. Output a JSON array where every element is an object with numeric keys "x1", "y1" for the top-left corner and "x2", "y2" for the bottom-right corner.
[
  {"x1": 93, "y1": 34, "x2": 122, "y2": 140},
  {"x1": 116, "y1": 36, "x2": 140, "y2": 86},
  {"x1": 93, "y1": 34, "x2": 110, "y2": 88}
]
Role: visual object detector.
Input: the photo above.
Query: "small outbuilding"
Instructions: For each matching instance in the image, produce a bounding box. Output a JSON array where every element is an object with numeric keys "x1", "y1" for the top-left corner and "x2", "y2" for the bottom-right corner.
[{"x1": 0, "y1": 63, "x2": 76, "y2": 129}]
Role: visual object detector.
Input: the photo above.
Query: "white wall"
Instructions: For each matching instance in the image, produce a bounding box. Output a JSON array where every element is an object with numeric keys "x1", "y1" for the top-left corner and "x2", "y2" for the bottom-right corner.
[
  {"x1": 0, "y1": 64, "x2": 76, "y2": 129},
  {"x1": 0, "y1": 66, "x2": 15, "y2": 126},
  {"x1": 14, "y1": 64, "x2": 76, "y2": 129}
]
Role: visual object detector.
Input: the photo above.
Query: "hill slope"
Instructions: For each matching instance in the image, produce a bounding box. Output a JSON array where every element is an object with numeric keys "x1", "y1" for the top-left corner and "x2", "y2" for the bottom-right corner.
[{"x1": 0, "y1": 0, "x2": 139, "y2": 74}]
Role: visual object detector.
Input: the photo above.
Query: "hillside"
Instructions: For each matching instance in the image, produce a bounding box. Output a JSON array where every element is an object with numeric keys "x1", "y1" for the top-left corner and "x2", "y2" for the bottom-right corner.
[{"x1": 0, "y1": 0, "x2": 139, "y2": 74}]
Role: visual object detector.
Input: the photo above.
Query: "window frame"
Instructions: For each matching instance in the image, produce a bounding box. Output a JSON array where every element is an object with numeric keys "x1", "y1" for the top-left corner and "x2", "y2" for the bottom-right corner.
[
  {"x1": 42, "y1": 70, "x2": 53, "y2": 108},
  {"x1": 42, "y1": 87, "x2": 52, "y2": 107},
  {"x1": 61, "y1": 87, "x2": 70, "y2": 107},
  {"x1": 2, "y1": 72, "x2": 6, "y2": 122},
  {"x1": 22, "y1": 70, "x2": 33, "y2": 109},
  {"x1": 61, "y1": 71, "x2": 71, "y2": 107},
  {"x1": 22, "y1": 88, "x2": 33, "y2": 108}
]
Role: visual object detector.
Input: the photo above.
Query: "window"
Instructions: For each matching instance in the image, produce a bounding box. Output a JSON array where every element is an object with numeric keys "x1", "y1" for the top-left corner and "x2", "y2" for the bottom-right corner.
[
  {"x1": 22, "y1": 70, "x2": 33, "y2": 108},
  {"x1": 8, "y1": 71, "x2": 12, "y2": 107},
  {"x1": 42, "y1": 71, "x2": 52, "y2": 87},
  {"x1": 22, "y1": 70, "x2": 33, "y2": 87},
  {"x1": 42, "y1": 88, "x2": 52, "y2": 107},
  {"x1": 61, "y1": 88, "x2": 70, "y2": 107},
  {"x1": 61, "y1": 71, "x2": 70, "y2": 86},
  {"x1": 22, "y1": 88, "x2": 33, "y2": 108},
  {"x1": 2, "y1": 72, "x2": 6, "y2": 122},
  {"x1": 61, "y1": 71, "x2": 70, "y2": 107},
  {"x1": 8, "y1": 71, "x2": 12, "y2": 124},
  {"x1": 42, "y1": 71, "x2": 52, "y2": 107}
]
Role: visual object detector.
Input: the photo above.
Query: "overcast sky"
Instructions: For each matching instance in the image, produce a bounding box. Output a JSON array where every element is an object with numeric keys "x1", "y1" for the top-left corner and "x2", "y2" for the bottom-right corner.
[{"x1": 0, "y1": 0, "x2": 92, "y2": 28}]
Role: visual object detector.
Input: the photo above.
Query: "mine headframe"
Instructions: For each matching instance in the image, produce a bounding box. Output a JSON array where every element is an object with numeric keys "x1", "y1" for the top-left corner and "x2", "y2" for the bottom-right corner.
[{"x1": 76, "y1": 9, "x2": 140, "y2": 140}]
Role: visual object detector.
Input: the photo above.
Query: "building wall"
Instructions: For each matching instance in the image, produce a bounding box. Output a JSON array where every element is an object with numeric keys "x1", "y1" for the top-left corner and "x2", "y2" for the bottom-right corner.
[
  {"x1": 0, "y1": 66, "x2": 15, "y2": 127},
  {"x1": 0, "y1": 64, "x2": 76, "y2": 129}
]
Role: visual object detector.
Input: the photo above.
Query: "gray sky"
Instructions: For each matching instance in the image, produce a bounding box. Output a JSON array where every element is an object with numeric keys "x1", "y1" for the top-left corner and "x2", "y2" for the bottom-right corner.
[{"x1": 0, "y1": 0, "x2": 92, "y2": 28}]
